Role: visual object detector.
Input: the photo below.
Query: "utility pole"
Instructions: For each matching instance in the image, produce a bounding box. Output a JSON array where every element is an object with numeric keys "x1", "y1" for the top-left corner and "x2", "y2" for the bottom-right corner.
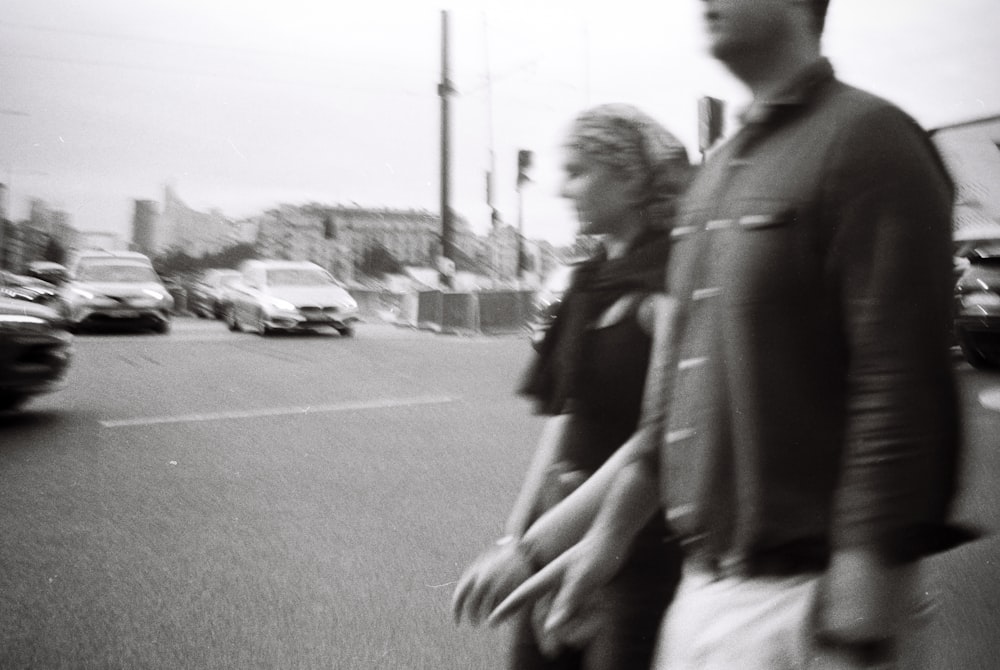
[
  {"x1": 483, "y1": 11, "x2": 502, "y2": 282},
  {"x1": 438, "y1": 9, "x2": 455, "y2": 289},
  {"x1": 516, "y1": 149, "x2": 532, "y2": 281}
]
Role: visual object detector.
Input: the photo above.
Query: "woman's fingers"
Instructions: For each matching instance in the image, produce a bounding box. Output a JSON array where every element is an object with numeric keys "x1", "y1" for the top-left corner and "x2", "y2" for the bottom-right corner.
[
  {"x1": 452, "y1": 556, "x2": 491, "y2": 625},
  {"x1": 488, "y1": 550, "x2": 569, "y2": 625}
]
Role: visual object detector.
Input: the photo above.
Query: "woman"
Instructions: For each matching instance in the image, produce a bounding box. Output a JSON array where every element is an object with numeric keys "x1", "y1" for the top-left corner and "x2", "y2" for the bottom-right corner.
[{"x1": 452, "y1": 103, "x2": 690, "y2": 669}]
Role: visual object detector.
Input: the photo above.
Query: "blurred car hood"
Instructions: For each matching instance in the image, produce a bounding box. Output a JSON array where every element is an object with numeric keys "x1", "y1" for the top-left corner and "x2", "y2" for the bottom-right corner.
[{"x1": 266, "y1": 285, "x2": 354, "y2": 306}]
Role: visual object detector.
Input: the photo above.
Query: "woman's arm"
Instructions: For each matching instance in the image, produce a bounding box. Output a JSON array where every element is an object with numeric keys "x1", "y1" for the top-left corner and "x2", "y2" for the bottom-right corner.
[
  {"x1": 503, "y1": 413, "x2": 573, "y2": 537},
  {"x1": 514, "y1": 423, "x2": 657, "y2": 566},
  {"x1": 514, "y1": 293, "x2": 675, "y2": 566}
]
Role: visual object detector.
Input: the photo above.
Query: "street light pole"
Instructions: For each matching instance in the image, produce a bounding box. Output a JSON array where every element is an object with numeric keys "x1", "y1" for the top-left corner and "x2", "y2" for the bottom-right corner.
[
  {"x1": 438, "y1": 10, "x2": 455, "y2": 289},
  {"x1": 0, "y1": 109, "x2": 31, "y2": 270}
]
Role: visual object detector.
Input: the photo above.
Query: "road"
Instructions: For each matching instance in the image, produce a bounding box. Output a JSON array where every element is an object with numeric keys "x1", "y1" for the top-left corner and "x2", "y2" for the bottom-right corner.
[{"x1": 1, "y1": 318, "x2": 998, "y2": 669}]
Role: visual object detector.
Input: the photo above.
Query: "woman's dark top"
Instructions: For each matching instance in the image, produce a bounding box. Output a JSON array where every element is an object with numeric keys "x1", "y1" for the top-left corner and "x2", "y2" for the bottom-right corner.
[
  {"x1": 521, "y1": 228, "x2": 671, "y2": 472},
  {"x1": 513, "y1": 229, "x2": 680, "y2": 670}
]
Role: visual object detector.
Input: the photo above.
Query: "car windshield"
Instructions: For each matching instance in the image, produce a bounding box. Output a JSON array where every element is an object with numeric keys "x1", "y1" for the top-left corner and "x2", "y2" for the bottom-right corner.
[
  {"x1": 78, "y1": 264, "x2": 160, "y2": 283},
  {"x1": 265, "y1": 269, "x2": 333, "y2": 286}
]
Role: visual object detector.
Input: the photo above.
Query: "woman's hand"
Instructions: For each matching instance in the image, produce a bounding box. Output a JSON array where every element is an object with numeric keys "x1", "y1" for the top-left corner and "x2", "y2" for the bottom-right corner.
[
  {"x1": 451, "y1": 538, "x2": 536, "y2": 627},
  {"x1": 489, "y1": 529, "x2": 626, "y2": 636}
]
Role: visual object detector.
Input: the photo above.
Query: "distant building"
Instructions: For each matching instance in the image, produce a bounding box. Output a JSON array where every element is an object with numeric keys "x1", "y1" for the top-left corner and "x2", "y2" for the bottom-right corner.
[
  {"x1": 158, "y1": 185, "x2": 242, "y2": 256},
  {"x1": 0, "y1": 199, "x2": 76, "y2": 271},
  {"x1": 253, "y1": 204, "x2": 475, "y2": 283},
  {"x1": 145, "y1": 187, "x2": 550, "y2": 285},
  {"x1": 252, "y1": 205, "x2": 348, "y2": 278},
  {"x1": 132, "y1": 199, "x2": 159, "y2": 256}
]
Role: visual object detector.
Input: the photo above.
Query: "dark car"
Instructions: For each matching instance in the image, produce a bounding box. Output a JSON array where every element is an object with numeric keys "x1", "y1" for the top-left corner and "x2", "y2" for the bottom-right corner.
[
  {"x1": 954, "y1": 242, "x2": 1000, "y2": 368},
  {"x1": 0, "y1": 296, "x2": 73, "y2": 411},
  {"x1": 0, "y1": 270, "x2": 59, "y2": 306},
  {"x1": 528, "y1": 264, "x2": 573, "y2": 350},
  {"x1": 188, "y1": 268, "x2": 242, "y2": 319}
]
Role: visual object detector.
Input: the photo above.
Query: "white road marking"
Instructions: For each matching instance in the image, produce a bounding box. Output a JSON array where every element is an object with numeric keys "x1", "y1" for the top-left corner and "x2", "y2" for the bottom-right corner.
[
  {"x1": 100, "y1": 394, "x2": 459, "y2": 428},
  {"x1": 979, "y1": 388, "x2": 1000, "y2": 413}
]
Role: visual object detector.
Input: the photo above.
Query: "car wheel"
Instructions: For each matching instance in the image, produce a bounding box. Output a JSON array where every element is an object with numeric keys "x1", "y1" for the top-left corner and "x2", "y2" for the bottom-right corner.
[
  {"x1": 226, "y1": 306, "x2": 241, "y2": 332},
  {"x1": 336, "y1": 326, "x2": 355, "y2": 338},
  {"x1": 152, "y1": 320, "x2": 171, "y2": 335},
  {"x1": 255, "y1": 309, "x2": 270, "y2": 336},
  {"x1": 958, "y1": 331, "x2": 996, "y2": 369}
]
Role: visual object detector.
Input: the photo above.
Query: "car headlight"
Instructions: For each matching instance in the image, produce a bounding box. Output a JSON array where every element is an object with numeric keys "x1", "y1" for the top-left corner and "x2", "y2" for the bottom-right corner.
[
  {"x1": 0, "y1": 314, "x2": 47, "y2": 325},
  {"x1": 143, "y1": 289, "x2": 167, "y2": 301},
  {"x1": 267, "y1": 297, "x2": 297, "y2": 312}
]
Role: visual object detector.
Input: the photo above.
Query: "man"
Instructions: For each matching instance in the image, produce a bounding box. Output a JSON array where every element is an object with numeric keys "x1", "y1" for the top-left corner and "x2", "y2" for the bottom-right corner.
[{"x1": 482, "y1": 1, "x2": 969, "y2": 668}]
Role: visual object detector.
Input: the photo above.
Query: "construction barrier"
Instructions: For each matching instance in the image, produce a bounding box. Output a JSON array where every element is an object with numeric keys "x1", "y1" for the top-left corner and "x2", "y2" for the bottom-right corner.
[
  {"x1": 441, "y1": 292, "x2": 480, "y2": 334},
  {"x1": 352, "y1": 288, "x2": 536, "y2": 335},
  {"x1": 477, "y1": 290, "x2": 534, "y2": 334},
  {"x1": 417, "y1": 290, "x2": 443, "y2": 331}
]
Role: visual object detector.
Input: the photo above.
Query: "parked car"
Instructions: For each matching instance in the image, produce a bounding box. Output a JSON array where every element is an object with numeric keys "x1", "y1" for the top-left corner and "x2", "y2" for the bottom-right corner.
[
  {"x1": 528, "y1": 263, "x2": 573, "y2": 350},
  {"x1": 225, "y1": 260, "x2": 358, "y2": 336},
  {"x1": 58, "y1": 260, "x2": 174, "y2": 334},
  {"x1": 954, "y1": 240, "x2": 1000, "y2": 368},
  {"x1": 0, "y1": 296, "x2": 73, "y2": 411},
  {"x1": 188, "y1": 268, "x2": 242, "y2": 319},
  {"x1": 0, "y1": 271, "x2": 59, "y2": 306}
]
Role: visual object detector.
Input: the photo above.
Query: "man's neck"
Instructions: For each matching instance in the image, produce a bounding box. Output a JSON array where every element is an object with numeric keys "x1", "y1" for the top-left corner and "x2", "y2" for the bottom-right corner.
[{"x1": 726, "y1": 41, "x2": 822, "y2": 103}]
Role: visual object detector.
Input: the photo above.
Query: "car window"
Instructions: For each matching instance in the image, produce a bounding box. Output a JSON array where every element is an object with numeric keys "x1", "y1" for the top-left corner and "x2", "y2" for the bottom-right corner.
[
  {"x1": 77, "y1": 264, "x2": 160, "y2": 283},
  {"x1": 265, "y1": 269, "x2": 332, "y2": 286}
]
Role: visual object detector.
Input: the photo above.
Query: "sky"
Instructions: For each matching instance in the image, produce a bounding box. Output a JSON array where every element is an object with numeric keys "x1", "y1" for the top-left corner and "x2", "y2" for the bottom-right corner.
[{"x1": 2, "y1": 0, "x2": 999, "y2": 247}]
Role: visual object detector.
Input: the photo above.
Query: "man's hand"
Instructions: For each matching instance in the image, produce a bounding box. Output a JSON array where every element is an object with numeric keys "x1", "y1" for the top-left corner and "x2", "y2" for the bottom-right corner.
[{"x1": 451, "y1": 539, "x2": 536, "y2": 627}]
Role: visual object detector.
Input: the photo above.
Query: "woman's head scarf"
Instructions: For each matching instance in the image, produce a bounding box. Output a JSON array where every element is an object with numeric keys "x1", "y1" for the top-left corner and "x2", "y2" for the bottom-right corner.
[{"x1": 565, "y1": 103, "x2": 690, "y2": 229}]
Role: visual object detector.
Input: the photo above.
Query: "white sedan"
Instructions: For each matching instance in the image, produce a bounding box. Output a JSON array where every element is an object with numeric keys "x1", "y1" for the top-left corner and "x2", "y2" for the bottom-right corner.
[{"x1": 225, "y1": 260, "x2": 359, "y2": 337}]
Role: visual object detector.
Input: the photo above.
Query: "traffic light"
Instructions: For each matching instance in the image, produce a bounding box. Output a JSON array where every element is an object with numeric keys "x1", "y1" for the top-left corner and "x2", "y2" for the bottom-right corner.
[{"x1": 517, "y1": 149, "x2": 533, "y2": 186}]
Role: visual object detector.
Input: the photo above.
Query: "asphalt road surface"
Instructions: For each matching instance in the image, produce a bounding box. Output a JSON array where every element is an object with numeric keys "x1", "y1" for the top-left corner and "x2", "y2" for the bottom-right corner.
[{"x1": 1, "y1": 318, "x2": 998, "y2": 669}]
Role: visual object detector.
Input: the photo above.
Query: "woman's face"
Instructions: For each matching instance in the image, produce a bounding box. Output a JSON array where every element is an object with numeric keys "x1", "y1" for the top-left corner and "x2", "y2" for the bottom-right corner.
[{"x1": 559, "y1": 145, "x2": 638, "y2": 236}]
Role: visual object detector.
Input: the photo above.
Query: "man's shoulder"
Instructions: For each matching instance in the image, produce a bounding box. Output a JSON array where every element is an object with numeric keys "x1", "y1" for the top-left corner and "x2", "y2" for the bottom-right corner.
[{"x1": 820, "y1": 78, "x2": 922, "y2": 133}]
